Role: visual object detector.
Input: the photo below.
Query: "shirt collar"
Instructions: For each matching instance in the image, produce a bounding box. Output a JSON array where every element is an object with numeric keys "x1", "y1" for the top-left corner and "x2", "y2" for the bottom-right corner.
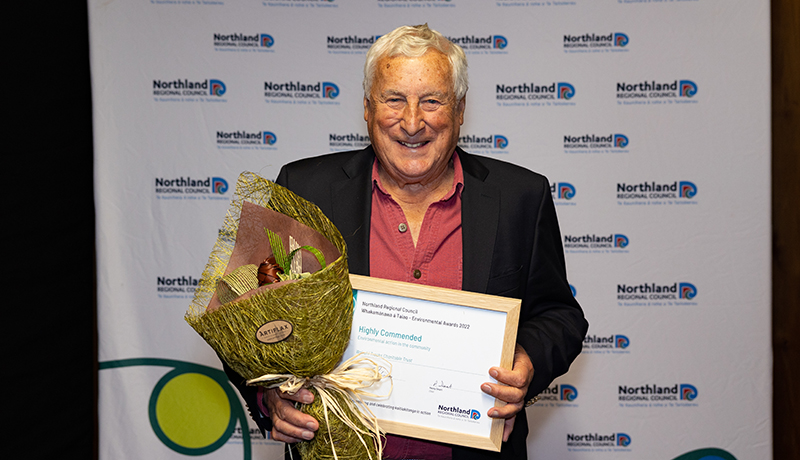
[{"x1": 371, "y1": 151, "x2": 465, "y2": 200}]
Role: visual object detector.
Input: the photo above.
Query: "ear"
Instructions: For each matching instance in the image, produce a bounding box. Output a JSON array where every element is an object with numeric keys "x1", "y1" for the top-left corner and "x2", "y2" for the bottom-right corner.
[
  {"x1": 363, "y1": 96, "x2": 370, "y2": 122},
  {"x1": 457, "y1": 97, "x2": 466, "y2": 125}
]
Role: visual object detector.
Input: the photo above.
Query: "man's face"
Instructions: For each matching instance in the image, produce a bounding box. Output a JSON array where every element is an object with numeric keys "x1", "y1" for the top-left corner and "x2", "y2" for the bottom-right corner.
[{"x1": 364, "y1": 50, "x2": 465, "y2": 188}]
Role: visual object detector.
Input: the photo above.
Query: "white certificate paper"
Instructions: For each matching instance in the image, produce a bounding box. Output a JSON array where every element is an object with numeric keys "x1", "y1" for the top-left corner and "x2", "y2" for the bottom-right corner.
[{"x1": 341, "y1": 275, "x2": 521, "y2": 451}]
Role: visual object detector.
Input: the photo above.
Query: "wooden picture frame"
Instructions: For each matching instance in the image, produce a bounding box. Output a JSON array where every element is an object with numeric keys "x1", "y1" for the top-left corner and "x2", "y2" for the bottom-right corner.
[{"x1": 346, "y1": 274, "x2": 521, "y2": 452}]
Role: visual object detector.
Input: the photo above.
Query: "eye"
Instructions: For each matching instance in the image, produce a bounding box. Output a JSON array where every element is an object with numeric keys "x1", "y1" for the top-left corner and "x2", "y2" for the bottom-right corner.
[
  {"x1": 421, "y1": 99, "x2": 442, "y2": 110},
  {"x1": 384, "y1": 97, "x2": 404, "y2": 109}
]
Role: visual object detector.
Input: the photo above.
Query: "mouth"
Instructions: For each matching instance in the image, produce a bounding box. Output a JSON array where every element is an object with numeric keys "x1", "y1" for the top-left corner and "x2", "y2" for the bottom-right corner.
[{"x1": 398, "y1": 140, "x2": 429, "y2": 148}]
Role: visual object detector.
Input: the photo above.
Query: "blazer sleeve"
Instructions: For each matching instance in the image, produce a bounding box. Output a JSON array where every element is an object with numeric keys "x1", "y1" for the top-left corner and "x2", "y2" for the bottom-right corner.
[
  {"x1": 221, "y1": 359, "x2": 272, "y2": 437},
  {"x1": 516, "y1": 179, "x2": 587, "y2": 400}
]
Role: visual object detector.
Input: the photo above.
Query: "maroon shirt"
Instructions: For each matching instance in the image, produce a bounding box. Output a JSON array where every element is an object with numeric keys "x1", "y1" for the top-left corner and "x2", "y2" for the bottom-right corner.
[{"x1": 370, "y1": 152, "x2": 464, "y2": 460}]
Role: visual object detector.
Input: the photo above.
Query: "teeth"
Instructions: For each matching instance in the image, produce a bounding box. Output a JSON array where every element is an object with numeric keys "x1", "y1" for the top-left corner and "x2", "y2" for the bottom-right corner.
[{"x1": 400, "y1": 141, "x2": 425, "y2": 148}]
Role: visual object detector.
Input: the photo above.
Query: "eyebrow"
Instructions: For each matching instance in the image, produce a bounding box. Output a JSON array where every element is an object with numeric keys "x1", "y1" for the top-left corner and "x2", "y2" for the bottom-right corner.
[{"x1": 379, "y1": 89, "x2": 450, "y2": 100}]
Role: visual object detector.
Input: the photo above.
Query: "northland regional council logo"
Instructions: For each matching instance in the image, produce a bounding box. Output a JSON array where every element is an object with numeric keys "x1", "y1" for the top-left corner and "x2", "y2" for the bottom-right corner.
[
  {"x1": 437, "y1": 405, "x2": 480, "y2": 421},
  {"x1": 617, "y1": 79, "x2": 697, "y2": 105},
  {"x1": 496, "y1": 81, "x2": 575, "y2": 107},
  {"x1": 534, "y1": 383, "x2": 579, "y2": 406},
  {"x1": 213, "y1": 33, "x2": 275, "y2": 52},
  {"x1": 157, "y1": 275, "x2": 199, "y2": 299},
  {"x1": 216, "y1": 130, "x2": 277, "y2": 150},
  {"x1": 155, "y1": 176, "x2": 229, "y2": 201},
  {"x1": 617, "y1": 282, "x2": 698, "y2": 306},
  {"x1": 619, "y1": 383, "x2": 698, "y2": 407},
  {"x1": 567, "y1": 432, "x2": 631, "y2": 451},
  {"x1": 329, "y1": 132, "x2": 370, "y2": 151},
  {"x1": 564, "y1": 32, "x2": 629, "y2": 53},
  {"x1": 327, "y1": 34, "x2": 379, "y2": 53},
  {"x1": 564, "y1": 133, "x2": 629, "y2": 153},
  {"x1": 458, "y1": 134, "x2": 509, "y2": 153},
  {"x1": 264, "y1": 80, "x2": 339, "y2": 105},
  {"x1": 550, "y1": 182, "x2": 576, "y2": 205},
  {"x1": 563, "y1": 233, "x2": 629, "y2": 253},
  {"x1": 583, "y1": 334, "x2": 630, "y2": 354},
  {"x1": 446, "y1": 34, "x2": 508, "y2": 54},
  {"x1": 617, "y1": 180, "x2": 697, "y2": 205},
  {"x1": 153, "y1": 79, "x2": 226, "y2": 101}
]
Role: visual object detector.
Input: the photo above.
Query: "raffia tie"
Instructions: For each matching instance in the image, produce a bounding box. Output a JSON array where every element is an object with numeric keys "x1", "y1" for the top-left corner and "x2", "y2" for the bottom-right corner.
[{"x1": 247, "y1": 353, "x2": 393, "y2": 460}]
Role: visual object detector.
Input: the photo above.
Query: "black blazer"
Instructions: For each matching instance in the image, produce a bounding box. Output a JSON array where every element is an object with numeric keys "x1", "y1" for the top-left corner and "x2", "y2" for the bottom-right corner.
[{"x1": 263, "y1": 146, "x2": 588, "y2": 460}]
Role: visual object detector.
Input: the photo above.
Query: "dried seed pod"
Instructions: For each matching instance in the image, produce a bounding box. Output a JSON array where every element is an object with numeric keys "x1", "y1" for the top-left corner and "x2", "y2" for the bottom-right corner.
[{"x1": 257, "y1": 255, "x2": 284, "y2": 286}]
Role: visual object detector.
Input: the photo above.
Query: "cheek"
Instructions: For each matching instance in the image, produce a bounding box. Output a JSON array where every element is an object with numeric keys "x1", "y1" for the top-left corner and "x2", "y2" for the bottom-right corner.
[
  {"x1": 375, "y1": 113, "x2": 401, "y2": 129},
  {"x1": 428, "y1": 114, "x2": 457, "y2": 132}
]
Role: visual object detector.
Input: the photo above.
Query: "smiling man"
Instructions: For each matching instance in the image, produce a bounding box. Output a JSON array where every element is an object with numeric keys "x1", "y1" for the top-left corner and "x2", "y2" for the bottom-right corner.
[{"x1": 224, "y1": 24, "x2": 587, "y2": 460}]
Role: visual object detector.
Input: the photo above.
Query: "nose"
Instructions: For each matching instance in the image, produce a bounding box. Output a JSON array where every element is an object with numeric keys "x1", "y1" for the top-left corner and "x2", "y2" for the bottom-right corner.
[{"x1": 400, "y1": 101, "x2": 425, "y2": 136}]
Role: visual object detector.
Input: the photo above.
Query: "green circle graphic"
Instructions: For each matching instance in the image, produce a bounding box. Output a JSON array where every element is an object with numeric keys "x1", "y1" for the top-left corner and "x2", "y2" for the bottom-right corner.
[
  {"x1": 100, "y1": 358, "x2": 252, "y2": 459},
  {"x1": 149, "y1": 369, "x2": 236, "y2": 455}
]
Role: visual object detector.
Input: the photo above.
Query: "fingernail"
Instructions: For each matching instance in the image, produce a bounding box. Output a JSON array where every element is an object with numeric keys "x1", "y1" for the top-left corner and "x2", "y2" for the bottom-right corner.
[
  {"x1": 302, "y1": 430, "x2": 314, "y2": 440},
  {"x1": 482, "y1": 384, "x2": 492, "y2": 394},
  {"x1": 306, "y1": 422, "x2": 316, "y2": 430},
  {"x1": 490, "y1": 369, "x2": 498, "y2": 379},
  {"x1": 303, "y1": 395, "x2": 313, "y2": 404}
]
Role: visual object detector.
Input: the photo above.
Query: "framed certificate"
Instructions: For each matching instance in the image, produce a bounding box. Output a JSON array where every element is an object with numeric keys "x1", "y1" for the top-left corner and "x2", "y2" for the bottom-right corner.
[{"x1": 342, "y1": 274, "x2": 521, "y2": 452}]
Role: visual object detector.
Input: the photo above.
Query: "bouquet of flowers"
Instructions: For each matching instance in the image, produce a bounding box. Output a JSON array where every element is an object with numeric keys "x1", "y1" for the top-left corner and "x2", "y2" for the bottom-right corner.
[{"x1": 186, "y1": 172, "x2": 388, "y2": 459}]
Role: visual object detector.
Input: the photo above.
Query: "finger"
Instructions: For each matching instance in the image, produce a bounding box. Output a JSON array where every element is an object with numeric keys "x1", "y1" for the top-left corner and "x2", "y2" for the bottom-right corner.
[
  {"x1": 502, "y1": 416, "x2": 516, "y2": 442},
  {"x1": 278, "y1": 388, "x2": 315, "y2": 405},
  {"x1": 481, "y1": 380, "x2": 526, "y2": 406},
  {"x1": 271, "y1": 415, "x2": 316, "y2": 443},
  {"x1": 266, "y1": 389, "x2": 319, "y2": 442},
  {"x1": 486, "y1": 399, "x2": 524, "y2": 419},
  {"x1": 489, "y1": 366, "x2": 530, "y2": 389}
]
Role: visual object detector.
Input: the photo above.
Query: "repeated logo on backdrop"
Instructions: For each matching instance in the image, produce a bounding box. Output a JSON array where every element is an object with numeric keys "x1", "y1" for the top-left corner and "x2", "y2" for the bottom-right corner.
[
  {"x1": 446, "y1": 34, "x2": 508, "y2": 54},
  {"x1": 563, "y1": 32, "x2": 629, "y2": 53},
  {"x1": 154, "y1": 176, "x2": 229, "y2": 201},
  {"x1": 496, "y1": 81, "x2": 576, "y2": 107},
  {"x1": 617, "y1": 281, "x2": 698, "y2": 306},
  {"x1": 583, "y1": 334, "x2": 631, "y2": 354},
  {"x1": 156, "y1": 275, "x2": 200, "y2": 299},
  {"x1": 566, "y1": 432, "x2": 632, "y2": 453},
  {"x1": 458, "y1": 134, "x2": 509, "y2": 154},
  {"x1": 564, "y1": 133, "x2": 630, "y2": 153},
  {"x1": 213, "y1": 33, "x2": 275, "y2": 53},
  {"x1": 329, "y1": 132, "x2": 371, "y2": 151},
  {"x1": 534, "y1": 383, "x2": 580, "y2": 407},
  {"x1": 327, "y1": 34, "x2": 379, "y2": 54},
  {"x1": 618, "y1": 383, "x2": 699, "y2": 407},
  {"x1": 617, "y1": 180, "x2": 698, "y2": 205},
  {"x1": 564, "y1": 233, "x2": 630, "y2": 253},
  {"x1": 153, "y1": 78, "x2": 227, "y2": 102},
  {"x1": 617, "y1": 79, "x2": 698, "y2": 105},
  {"x1": 215, "y1": 130, "x2": 278, "y2": 150},
  {"x1": 264, "y1": 80, "x2": 340, "y2": 105},
  {"x1": 550, "y1": 181, "x2": 577, "y2": 205}
]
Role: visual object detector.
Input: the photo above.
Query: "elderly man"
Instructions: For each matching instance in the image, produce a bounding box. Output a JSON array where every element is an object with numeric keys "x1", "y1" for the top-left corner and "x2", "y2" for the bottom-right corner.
[{"x1": 226, "y1": 24, "x2": 587, "y2": 460}]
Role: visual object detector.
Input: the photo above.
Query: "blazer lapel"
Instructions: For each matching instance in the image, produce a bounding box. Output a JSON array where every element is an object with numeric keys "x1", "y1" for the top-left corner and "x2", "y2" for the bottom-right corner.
[
  {"x1": 330, "y1": 147, "x2": 375, "y2": 276},
  {"x1": 459, "y1": 149, "x2": 500, "y2": 294}
]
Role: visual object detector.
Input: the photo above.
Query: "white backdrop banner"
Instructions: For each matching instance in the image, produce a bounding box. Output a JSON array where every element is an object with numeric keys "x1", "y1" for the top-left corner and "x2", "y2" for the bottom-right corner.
[{"x1": 90, "y1": 1, "x2": 771, "y2": 459}]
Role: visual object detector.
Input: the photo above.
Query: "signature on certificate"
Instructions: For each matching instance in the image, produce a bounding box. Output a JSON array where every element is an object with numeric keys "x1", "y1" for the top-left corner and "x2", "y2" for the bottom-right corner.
[{"x1": 429, "y1": 380, "x2": 453, "y2": 393}]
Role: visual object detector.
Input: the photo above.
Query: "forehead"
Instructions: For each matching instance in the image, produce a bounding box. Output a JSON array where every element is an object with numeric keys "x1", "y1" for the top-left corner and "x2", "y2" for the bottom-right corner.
[{"x1": 373, "y1": 51, "x2": 453, "y2": 94}]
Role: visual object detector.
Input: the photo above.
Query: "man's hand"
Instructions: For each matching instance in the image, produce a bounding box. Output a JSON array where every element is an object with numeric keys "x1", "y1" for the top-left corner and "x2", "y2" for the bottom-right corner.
[
  {"x1": 481, "y1": 344, "x2": 534, "y2": 442},
  {"x1": 264, "y1": 387, "x2": 319, "y2": 443}
]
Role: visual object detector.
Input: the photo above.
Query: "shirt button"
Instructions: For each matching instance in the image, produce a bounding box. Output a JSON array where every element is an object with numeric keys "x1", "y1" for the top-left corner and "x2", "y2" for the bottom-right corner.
[
  {"x1": 398, "y1": 223, "x2": 408, "y2": 233},
  {"x1": 413, "y1": 269, "x2": 421, "y2": 279}
]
